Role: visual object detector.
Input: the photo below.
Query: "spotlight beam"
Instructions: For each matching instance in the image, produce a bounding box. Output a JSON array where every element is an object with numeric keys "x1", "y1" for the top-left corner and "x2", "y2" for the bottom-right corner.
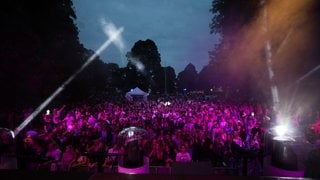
[
  {"x1": 275, "y1": 27, "x2": 293, "y2": 55},
  {"x1": 296, "y1": 64, "x2": 320, "y2": 84},
  {"x1": 102, "y1": 22, "x2": 125, "y2": 52},
  {"x1": 13, "y1": 24, "x2": 124, "y2": 137}
]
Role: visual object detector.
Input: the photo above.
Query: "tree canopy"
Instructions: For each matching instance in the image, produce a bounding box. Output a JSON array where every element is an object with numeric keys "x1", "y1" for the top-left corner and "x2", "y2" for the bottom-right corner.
[
  {"x1": 177, "y1": 63, "x2": 198, "y2": 93},
  {"x1": 202, "y1": 0, "x2": 320, "y2": 106},
  {"x1": 0, "y1": 0, "x2": 112, "y2": 113},
  {"x1": 125, "y1": 39, "x2": 163, "y2": 93}
]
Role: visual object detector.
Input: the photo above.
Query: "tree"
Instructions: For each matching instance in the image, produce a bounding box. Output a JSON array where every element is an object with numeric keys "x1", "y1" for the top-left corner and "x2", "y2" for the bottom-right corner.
[
  {"x1": 163, "y1": 66, "x2": 177, "y2": 94},
  {"x1": 209, "y1": 0, "x2": 261, "y2": 35},
  {"x1": 177, "y1": 63, "x2": 198, "y2": 93},
  {"x1": 197, "y1": 59, "x2": 225, "y2": 91},
  {"x1": 156, "y1": 66, "x2": 177, "y2": 95},
  {"x1": 125, "y1": 39, "x2": 163, "y2": 93},
  {"x1": 0, "y1": 0, "x2": 112, "y2": 120},
  {"x1": 202, "y1": 0, "x2": 271, "y2": 103},
  {"x1": 104, "y1": 63, "x2": 121, "y2": 93},
  {"x1": 206, "y1": 0, "x2": 320, "y2": 106},
  {"x1": 0, "y1": 0, "x2": 82, "y2": 109}
]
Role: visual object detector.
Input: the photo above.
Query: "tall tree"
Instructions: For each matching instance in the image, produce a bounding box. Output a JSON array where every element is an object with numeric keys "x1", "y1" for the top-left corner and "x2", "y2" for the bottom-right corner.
[
  {"x1": 205, "y1": 0, "x2": 320, "y2": 107},
  {"x1": 0, "y1": 0, "x2": 111, "y2": 119},
  {"x1": 201, "y1": 0, "x2": 271, "y2": 103},
  {"x1": 177, "y1": 63, "x2": 198, "y2": 93},
  {"x1": 125, "y1": 39, "x2": 162, "y2": 93},
  {"x1": 163, "y1": 66, "x2": 177, "y2": 94},
  {"x1": 1, "y1": 0, "x2": 81, "y2": 110}
]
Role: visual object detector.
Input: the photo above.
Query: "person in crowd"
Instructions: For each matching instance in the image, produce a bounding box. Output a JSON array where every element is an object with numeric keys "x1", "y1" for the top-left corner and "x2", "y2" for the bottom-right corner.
[
  {"x1": 17, "y1": 93, "x2": 320, "y2": 176},
  {"x1": 175, "y1": 144, "x2": 191, "y2": 163},
  {"x1": 149, "y1": 141, "x2": 166, "y2": 166},
  {"x1": 42, "y1": 111, "x2": 54, "y2": 134},
  {"x1": 103, "y1": 143, "x2": 122, "y2": 169},
  {"x1": 38, "y1": 140, "x2": 62, "y2": 171},
  {"x1": 163, "y1": 144, "x2": 175, "y2": 167},
  {"x1": 52, "y1": 105, "x2": 66, "y2": 125},
  {"x1": 69, "y1": 147, "x2": 90, "y2": 171},
  {"x1": 57, "y1": 144, "x2": 76, "y2": 171},
  {"x1": 87, "y1": 139, "x2": 105, "y2": 172}
]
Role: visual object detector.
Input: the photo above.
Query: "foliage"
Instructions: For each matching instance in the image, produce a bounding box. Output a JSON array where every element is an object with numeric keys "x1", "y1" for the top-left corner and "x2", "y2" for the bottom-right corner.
[
  {"x1": 0, "y1": 0, "x2": 110, "y2": 112},
  {"x1": 177, "y1": 63, "x2": 198, "y2": 92},
  {"x1": 209, "y1": 0, "x2": 261, "y2": 35},
  {"x1": 163, "y1": 66, "x2": 177, "y2": 94},
  {"x1": 203, "y1": 0, "x2": 320, "y2": 105},
  {"x1": 200, "y1": 0, "x2": 272, "y2": 103},
  {"x1": 125, "y1": 39, "x2": 163, "y2": 93}
]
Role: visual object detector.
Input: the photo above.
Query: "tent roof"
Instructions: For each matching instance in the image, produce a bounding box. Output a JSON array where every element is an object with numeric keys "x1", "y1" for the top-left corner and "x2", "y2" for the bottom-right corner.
[{"x1": 127, "y1": 87, "x2": 148, "y2": 96}]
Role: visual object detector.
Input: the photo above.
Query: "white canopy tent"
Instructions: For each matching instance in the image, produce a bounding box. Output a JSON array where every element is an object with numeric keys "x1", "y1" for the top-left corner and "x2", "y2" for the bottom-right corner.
[{"x1": 125, "y1": 87, "x2": 149, "y2": 101}]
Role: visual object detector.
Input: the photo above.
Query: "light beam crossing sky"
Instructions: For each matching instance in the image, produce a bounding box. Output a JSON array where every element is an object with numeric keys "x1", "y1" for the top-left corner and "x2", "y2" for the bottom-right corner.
[
  {"x1": 73, "y1": 0, "x2": 219, "y2": 73},
  {"x1": 13, "y1": 22, "x2": 124, "y2": 137}
]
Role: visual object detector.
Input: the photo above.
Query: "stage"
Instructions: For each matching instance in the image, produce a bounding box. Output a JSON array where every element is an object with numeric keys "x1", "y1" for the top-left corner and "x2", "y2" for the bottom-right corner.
[{"x1": 0, "y1": 170, "x2": 317, "y2": 180}]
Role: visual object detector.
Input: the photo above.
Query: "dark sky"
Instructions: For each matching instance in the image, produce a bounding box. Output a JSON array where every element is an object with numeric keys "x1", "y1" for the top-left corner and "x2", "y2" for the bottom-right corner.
[{"x1": 72, "y1": 0, "x2": 219, "y2": 73}]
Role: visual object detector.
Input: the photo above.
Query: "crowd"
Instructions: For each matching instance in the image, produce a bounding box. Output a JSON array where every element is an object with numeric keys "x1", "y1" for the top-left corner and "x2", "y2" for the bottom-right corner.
[{"x1": 3, "y1": 94, "x2": 319, "y2": 173}]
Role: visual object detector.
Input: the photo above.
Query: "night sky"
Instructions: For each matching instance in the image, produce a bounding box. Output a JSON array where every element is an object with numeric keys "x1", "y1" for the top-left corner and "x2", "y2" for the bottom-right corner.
[{"x1": 72, "y1": 0, "x2": 219, "y2": 73}]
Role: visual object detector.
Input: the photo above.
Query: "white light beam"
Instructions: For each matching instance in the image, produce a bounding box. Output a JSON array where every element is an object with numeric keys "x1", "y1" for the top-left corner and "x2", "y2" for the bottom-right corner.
[
  {"x1": 296, "y1": 64, "x2": 320, "y2": 84},
  {"x1": 13, "y1": 24, "x2": 124, "y2": 137}
]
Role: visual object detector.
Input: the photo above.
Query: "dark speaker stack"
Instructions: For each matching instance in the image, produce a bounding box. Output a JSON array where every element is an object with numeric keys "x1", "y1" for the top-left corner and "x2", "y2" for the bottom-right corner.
[{"x1": 271, "y1": 139, "x2": 315, "y2": 171}]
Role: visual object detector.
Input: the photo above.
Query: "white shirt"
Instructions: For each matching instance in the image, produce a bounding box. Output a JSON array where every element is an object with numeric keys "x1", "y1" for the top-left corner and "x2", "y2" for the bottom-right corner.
[{"x1": 175, "y1": 152, "x2": 191, "y2": 162}]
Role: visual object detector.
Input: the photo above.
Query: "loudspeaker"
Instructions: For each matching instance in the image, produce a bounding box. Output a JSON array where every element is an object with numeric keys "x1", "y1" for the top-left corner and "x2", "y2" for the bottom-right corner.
[
  {"x1": 304, "y1": 148, "x2": 320, "y2": 178},
  {"x1": 271, "y1": 140, "x2": 315, "y2": 171}
]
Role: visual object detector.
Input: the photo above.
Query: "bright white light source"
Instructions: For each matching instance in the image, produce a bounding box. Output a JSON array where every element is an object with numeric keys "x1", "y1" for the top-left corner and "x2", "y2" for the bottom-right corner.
[
  {"x1": 128, "y1": 130, "x2": 134, "y2": 137},
  {"x1": 274, "y1": 125, "x2": 287, "y2": 137},
  {"x1": 10, "y1": 130, "x2": 15, "y2": 139}
]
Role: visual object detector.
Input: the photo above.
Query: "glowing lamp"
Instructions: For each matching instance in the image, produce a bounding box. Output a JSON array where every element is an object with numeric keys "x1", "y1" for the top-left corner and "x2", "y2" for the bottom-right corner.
[{"x1": 274, "y1": 125, "x2": 287, "y2": 137}]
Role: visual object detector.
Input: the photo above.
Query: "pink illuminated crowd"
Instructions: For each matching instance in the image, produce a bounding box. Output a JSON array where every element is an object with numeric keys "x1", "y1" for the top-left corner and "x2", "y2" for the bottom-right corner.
[{"x1": 13, "y1": 95, "x2": 319, "y2": 172}]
